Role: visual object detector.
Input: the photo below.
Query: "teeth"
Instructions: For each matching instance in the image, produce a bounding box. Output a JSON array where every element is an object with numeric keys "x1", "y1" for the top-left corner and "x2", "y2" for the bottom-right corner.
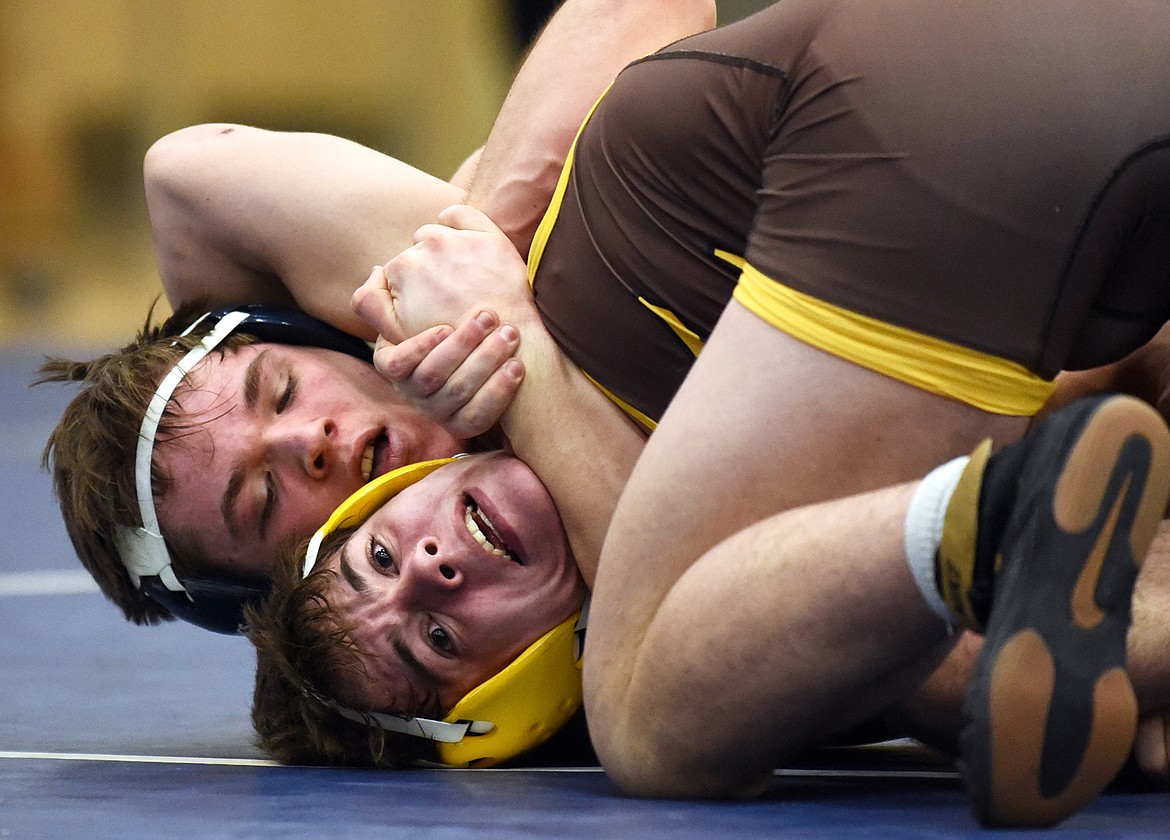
[
  {"x1": 361, "y1": 444, "x2": 374, "y2": 481},
  {"x1": 464, "y1": 503, "x2": 510, "y2": 558}
]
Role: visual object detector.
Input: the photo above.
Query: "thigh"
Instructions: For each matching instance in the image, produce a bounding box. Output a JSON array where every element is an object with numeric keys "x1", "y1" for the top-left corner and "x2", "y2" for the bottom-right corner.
[
  {"x1": 585, "y1": 300, "x2": 1022, "y2": 784},
  {"x1": 588, "y1": 298, "x2": 1025, "y2": 662}
]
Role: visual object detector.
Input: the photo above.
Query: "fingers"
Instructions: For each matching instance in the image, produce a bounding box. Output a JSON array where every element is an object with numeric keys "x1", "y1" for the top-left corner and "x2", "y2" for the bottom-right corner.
[
  {"x1": 411, "y1": 222, "x2": 453, "y2": 247},
  {"x1": 373, "y1": 309, "x2": 525, "y2": 440},
  {"x1": 376, "y1": 309, "x2": 505, "y2": 396},
  {"x1": 436, "y1": 203, "x2": 497, "y2": 233},
  {"x1": 444, "y1": 355, "x2": 525, "y2": 440},
  {"x1": 351, "y1": 265, "x2": 399, "y2": 340},
  {"x1": 408, "y1": 205, "x2": 502, "y2": 247},
  {"x1": 374, "y1": 324, "x2": 452, "y2": 383},
  {"x1": 410, "y1": 205, "x2": 500, "y2": 250},
  {"x1": 350, "y1": 265, "x2": 384, "y2": 312}
]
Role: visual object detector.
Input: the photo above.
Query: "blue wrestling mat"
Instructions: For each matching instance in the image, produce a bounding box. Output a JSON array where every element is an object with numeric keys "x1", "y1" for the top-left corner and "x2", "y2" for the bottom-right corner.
[{"x1": 2, "y1": 348, "x2": 1166, "y2": 839}]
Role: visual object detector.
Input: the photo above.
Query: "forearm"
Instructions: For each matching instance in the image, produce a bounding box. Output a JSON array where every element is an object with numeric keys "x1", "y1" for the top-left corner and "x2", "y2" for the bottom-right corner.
[
  {"x1": 469, "y1": 0, "x2": 715, "y2": 256},
  {"x1": 499, "y1": 321, "x2": 645, "y2": 586},
  {"x1": 145, "y1": 123, "x2": 463, "y2": 337}
]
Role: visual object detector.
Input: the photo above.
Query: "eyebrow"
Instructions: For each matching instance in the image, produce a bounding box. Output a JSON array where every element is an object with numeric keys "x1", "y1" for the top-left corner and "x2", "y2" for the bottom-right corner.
[
  {"x1": 219, "y1": 350, "x2": 270, "y2": 540},
  {"x1": 339, "y1": 545, "x2": 369, "y2": 594},
  {"x1": 242, "y1": 349, "x2": 268, "y2": 410}
]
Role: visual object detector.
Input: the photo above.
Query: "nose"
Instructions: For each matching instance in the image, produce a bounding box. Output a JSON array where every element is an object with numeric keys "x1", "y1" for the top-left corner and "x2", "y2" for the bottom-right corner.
[
  {"x1": 268, "y1": 416, "x2": 337, "y2": 479},
  {"x1": 398, "y1": 537, "x2": 465, "y2": 605}
]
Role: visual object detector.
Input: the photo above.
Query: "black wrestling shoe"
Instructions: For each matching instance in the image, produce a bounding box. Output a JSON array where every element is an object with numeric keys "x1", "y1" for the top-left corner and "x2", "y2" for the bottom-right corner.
[{"x1": 956, "y1": 394, "x2": 1170, "y2": 828}]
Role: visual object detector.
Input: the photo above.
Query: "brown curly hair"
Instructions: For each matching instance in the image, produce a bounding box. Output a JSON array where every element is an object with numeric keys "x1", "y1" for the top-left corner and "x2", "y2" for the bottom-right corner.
[
  {"x1": 246, "y1": 529, "x2": 437, "y2": 767},
  {"x1": 35, "y1": 300, "x2": 254, "y2": 625}
]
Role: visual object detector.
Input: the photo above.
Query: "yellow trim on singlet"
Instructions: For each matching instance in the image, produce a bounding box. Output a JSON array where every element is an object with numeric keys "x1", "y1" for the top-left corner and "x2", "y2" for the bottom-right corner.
[
  {"x1": 628, "y1": 248, "x2": 748, "y2": 357},
  {"x1": 527, "y1": 81, "x2": 669, "y2": 431},
  {"x1": 714, "y1": 248, "x2": 747, "y2": 272},
  {"x1": 582, "y1": 372, "x2": 658, "y2": 432},
  {"x1": 732, "y1": 263, "x2": 1055, "y2": 416},
  {"x1": 637, "y1": 298, "x2": 704, "y2": 357},
  {"x1": 528, "y1": 85, "x2": 614, "y2": 286}
]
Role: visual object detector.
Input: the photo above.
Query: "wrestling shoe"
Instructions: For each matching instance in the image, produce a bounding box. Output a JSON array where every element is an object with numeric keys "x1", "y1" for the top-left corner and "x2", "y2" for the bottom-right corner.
[{"x1": 948, "y1": 394, "x2": 1170, "y2": 827}]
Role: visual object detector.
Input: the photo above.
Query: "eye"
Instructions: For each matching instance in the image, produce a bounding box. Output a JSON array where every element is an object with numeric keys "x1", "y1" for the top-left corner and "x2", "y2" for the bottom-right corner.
[
  {"x1": 428, "y1": 623, "x2": 456, "y2": 655},
  {"x1": 367, "y1": 536, "x2": 397, "y2": 573},
  {"x1": 276, "y1": 375, "x2": 297, "y2": 414}
]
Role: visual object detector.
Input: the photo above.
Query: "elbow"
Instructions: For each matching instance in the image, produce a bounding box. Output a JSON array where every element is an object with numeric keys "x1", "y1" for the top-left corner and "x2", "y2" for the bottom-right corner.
[
  {"x1": 143, "y1": 123, "x2": 244, "y2": 198},
  {"x1": 144, "y1": 126, "x2": 202, "y2": 203}
]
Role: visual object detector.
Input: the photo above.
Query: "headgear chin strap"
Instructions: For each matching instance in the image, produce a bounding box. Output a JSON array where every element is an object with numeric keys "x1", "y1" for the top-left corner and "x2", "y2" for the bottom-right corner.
[
  {"x1": 116, "y1": 305, "x2": 374, "y2": 635},
  {"x1": 302, "y1": 457, "x2": 586, "y2": 767}
]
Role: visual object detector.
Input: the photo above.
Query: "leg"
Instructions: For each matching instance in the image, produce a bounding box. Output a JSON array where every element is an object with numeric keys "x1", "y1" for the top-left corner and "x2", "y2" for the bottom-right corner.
[
  {"x1": 590, "y1": 478, "x2": 956, "y2": 797},
  {"x1": 584, "y1": 302, "x2": 1021, "y2": 796},
  {"x1": 1130, "y1": 520, "x2": 1170, "y2": 708},
  {"x1": 586, "y1": 303, "x2": 1170, "y2": 829}
]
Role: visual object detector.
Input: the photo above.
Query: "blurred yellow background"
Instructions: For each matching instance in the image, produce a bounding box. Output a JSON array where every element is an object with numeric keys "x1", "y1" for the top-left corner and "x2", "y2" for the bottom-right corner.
[{"x1": 0, "y1": 0, "x2": 767, "y2": 351}]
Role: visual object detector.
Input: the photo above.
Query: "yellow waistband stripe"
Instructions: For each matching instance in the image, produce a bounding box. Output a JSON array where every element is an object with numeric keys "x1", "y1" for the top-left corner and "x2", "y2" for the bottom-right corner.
[{"x1": 732, "y1": 263, "x2": 1054, "y2": 416}]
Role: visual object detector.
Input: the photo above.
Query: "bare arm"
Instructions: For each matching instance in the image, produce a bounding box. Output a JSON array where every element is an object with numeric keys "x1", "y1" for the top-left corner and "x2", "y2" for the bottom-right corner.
[
  {"x1": 364, "y1": 0, "x2": 716, "y2": 565},
  {"x1": 498, "y1": 313, "x2": 645, "y2": 586},
  {"x1": 145, "y1": 0, "x2": 715, "y2": 335},
  {"x1": 144, "y1": 123, "x2": 464, "y2": 339},
  {"x1": 448, "y1": 146, "x2": 484, "y2": 193},
  {"x1": 469, "y1": 0, "x2": 716, "y2": 256}
]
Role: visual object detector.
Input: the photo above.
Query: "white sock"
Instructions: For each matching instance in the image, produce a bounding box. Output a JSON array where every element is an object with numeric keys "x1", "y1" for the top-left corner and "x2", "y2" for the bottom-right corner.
[{"x1": 903, "y1": 455, "x2": 969, "y2": 626}]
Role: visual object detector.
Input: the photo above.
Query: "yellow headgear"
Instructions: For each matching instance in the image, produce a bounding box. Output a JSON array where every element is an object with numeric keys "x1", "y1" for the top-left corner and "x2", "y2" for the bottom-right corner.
[{"x1": 302, "y1": 457, "x2": 584, "y2": 767}]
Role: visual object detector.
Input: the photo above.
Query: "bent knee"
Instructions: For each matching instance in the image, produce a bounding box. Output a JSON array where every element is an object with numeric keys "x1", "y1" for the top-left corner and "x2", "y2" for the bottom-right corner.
[{"x1": 587, "y1": 704, "x2": 773, "y2": 800}]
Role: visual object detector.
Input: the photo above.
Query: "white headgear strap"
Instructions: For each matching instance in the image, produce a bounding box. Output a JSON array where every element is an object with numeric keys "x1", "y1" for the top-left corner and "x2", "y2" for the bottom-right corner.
[
  {"x1": 322, "y1": 700, "x2": 493, "y2": 743},
  {"x1": 114, "y1": 310, "x2": 251, "y2": 593}
]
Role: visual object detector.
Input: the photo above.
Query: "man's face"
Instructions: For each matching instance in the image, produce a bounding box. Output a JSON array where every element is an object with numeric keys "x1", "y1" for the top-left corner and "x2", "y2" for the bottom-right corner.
[
  {"x1": 153, "y1": 342, "x2": 464, "y2": 579},
  {"x1": 316, "y1": 451, "x2": 586, "y2": 716}
]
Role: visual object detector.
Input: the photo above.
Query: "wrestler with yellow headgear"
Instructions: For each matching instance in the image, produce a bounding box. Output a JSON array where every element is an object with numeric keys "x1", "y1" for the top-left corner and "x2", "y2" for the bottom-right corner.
[{"x1": 252, "y1": 454, "x2": 589, "y2": 768}]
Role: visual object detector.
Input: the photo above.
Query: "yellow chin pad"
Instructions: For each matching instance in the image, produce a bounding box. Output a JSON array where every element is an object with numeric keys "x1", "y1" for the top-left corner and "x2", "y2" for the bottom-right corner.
[{"x1": 436, "y1": 610, "x2": 584, "y2": 767}]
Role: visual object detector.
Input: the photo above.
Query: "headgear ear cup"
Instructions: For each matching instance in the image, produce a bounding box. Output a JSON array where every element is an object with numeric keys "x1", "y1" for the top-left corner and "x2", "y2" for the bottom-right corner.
[
  {"x1": 142, "y1": 576, "x2": 269, "y2": 635},
  {"x1": 434, "y1": 611, "x2": 584, "y2": 767}
]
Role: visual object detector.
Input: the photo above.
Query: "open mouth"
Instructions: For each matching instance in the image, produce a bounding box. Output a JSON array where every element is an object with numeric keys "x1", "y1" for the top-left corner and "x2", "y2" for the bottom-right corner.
[
  {"x1": 360, "y1": 432, "x2": 389, "y2": 481},
  {"x1": 463, "y1": 494, "x2": 521, "y2": 564}
]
